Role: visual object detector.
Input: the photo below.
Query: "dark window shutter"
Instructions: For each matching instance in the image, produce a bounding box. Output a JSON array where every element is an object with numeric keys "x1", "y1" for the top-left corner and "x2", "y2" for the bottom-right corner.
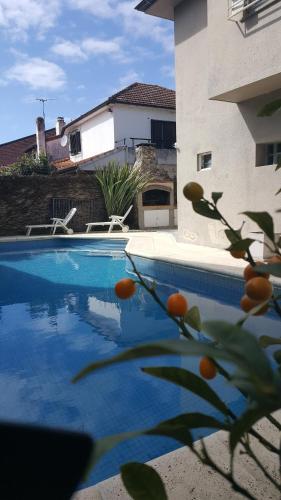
[
  {"x1": 151, "y1": 120, "x2": 176, "y2": 149},
  {"x1": 163, "y1": 121, "x2": 176, "y2": 149},
  {"x1": 70, "y1": 131, "x2": 81, "y2": 155},
  {"x1": 151, "y1": 120, "x2": 163, "y2": 148}
]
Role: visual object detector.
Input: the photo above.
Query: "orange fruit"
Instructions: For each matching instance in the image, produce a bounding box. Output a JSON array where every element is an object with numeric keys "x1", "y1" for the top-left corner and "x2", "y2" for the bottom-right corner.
[
  {"x1": 245, "y1": 277, "x2": 273, "y2": 302},
  {"x1": 115, "y1": 278, "x2": 136, "y2": 299},
  {"x1": 183, "y1": 182, "x2": 204, "y2": 202},
  {"x1": 243, "y1": 262, "x2": 269, "y2": 282},
  {"x1": 240, "y1": 294, "x2": 268, "y2": 316},
  {"x1": 199, "y1": 357, "x2": 217, "y2": 380},
  {"x1": 166, "y1": 293, "x2": 188, "y2": 317},
  {"x1": 230, "y1": 250, "x2": 246, "y2": 259}
]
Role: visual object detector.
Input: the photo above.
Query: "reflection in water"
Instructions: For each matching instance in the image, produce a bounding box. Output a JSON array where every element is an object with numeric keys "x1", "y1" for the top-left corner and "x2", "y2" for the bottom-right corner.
[{"x1": 0, "y1": 246, "x2": 279, "y2": 488}]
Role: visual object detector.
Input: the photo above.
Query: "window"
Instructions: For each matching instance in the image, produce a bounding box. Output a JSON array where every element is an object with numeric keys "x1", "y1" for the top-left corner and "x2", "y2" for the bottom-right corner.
[
  {"x1": 256, "y1": 143, "x2": 281, "y2": 166},
  {"x1": 69, "y1": 130, "x2": 81, "y2": 156},
  {"x1": 266, "y1": 143, "x2": 281, "y2": 165},
  {"x1": 151, "y1": 120, "x2": 176, "y2": 149},
  {"x1": 197, "y1": 152, "x2": 212, "y2": 171}
]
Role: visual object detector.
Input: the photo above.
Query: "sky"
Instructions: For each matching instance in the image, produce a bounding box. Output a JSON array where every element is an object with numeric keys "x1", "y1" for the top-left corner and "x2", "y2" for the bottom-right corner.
[{"x1": 0, "y1": 0, "x2": 175, "y2": 144}]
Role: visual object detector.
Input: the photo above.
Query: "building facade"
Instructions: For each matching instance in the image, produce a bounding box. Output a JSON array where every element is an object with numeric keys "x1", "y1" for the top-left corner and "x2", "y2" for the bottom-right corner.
[
  {"x1": 62, "y1": 82, "x2": 176, "y2": 168},
  {"x1": 137, "y1": 0, "x2": 281, "y2": 251}
]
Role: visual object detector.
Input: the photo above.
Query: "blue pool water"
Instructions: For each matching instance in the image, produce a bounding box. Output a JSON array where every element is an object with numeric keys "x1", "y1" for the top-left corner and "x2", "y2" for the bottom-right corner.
[{"x1": 0, "y1": 238, "x2": 279, "y2": 488}]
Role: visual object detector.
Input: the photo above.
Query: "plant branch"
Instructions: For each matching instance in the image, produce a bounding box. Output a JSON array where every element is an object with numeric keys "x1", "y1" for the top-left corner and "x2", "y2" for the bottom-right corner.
[{"x1": 126, "y1": 252, "x2": 194, "y2": 340}]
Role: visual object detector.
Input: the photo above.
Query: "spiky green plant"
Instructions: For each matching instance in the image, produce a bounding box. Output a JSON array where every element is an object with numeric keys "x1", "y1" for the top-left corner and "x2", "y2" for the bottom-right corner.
[{"x1": 95, "y1": 161, "x2": 152, "y2": 217}]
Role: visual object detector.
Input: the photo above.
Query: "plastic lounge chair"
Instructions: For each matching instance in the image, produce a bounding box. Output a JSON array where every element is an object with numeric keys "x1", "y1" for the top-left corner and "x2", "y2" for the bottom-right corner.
[
  {"x1": 85, "y1": 205, "x2": 133, "y2": 233},
  {"x1": 26, "y1": 208, "x2": 77, "y2": 236}
]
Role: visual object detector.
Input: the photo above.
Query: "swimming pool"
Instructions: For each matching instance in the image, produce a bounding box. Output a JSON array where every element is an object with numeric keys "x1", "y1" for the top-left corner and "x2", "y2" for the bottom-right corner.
[{"x1": 0, "y1": 238, "x2": 279, "y2": 488}]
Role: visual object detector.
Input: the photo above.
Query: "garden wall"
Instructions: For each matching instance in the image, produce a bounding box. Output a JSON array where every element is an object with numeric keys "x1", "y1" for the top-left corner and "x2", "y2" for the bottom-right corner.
[{"x1": 0, "y1": 173, "x2": 137, "y2": 236}]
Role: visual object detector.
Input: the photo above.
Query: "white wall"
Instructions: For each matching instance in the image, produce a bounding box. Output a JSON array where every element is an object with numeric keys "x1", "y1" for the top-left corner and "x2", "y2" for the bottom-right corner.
[
  {"x1": 208, "y1": 0, "x2": 281, "y2": 101},
  {"x1": 174, "y1": 0, "x2": 281, "y2": 248},
  {"x1": 69, "y1": 110, "x2": 114, "y2": 162},
  {"x1": 113, "y1": 104, "x2": 176, "y2": 147}
]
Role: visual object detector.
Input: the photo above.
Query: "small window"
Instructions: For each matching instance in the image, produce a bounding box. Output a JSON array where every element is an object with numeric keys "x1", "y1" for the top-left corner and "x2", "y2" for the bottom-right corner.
[
  {"x1": 197, "y1": 152, "x2": 212, "y2": 171},
  {"x1": 256, "y1": 143, "x2": 281, "y2": 166},
  {"x1": 69, "y1": 130, "x2": 81, "y2": 156}
]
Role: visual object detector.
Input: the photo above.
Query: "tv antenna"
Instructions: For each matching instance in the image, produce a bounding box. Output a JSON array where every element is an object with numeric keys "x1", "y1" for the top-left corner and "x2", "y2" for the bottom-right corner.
[{"x1": 36, "y1": 98, "x2": 56, "y2": 121}]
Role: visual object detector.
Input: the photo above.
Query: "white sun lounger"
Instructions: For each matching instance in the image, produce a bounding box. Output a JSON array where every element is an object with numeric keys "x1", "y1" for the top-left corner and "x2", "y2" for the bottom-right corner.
[
  {"x1": 85, "y1": 205, "x2": 133, "y2": 233},
  {"x1": 26, "y1": 207, "x2": 77, "y2": 236}
]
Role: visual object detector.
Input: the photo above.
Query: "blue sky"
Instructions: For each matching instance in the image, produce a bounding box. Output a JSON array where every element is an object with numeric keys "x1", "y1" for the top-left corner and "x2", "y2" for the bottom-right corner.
[{"x1": 0, "y1": 0, "x2": 175, "y2": 144}]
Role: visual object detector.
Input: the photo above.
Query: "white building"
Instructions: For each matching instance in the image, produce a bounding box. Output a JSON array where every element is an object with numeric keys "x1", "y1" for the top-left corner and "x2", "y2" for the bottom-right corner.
[
  {"x1": 136, "y1": 0, "x2": 281, "y2": 253},
  {"x1": 62, "y1": 82, "x2": 176, "y2": 172}
]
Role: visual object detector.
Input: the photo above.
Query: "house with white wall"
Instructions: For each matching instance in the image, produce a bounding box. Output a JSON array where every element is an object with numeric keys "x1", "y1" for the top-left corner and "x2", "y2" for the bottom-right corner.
[
  {"x1": 62, "y1": 82, "x2": 176, "y2": 177},
  {"x1": 136, "y1": 0, "x2": 281, "y2": 253}
]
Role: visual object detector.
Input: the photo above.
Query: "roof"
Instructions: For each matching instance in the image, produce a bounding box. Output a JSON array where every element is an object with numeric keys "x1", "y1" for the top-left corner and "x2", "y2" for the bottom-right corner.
[
  {"x1": 135, "y1": 0, "x2": 177, "y2": 20},
  {"x1": 64, "y1": 82, "x2": 175, "y2": 131},
  {"x1": 52, "y1": 157, "x2": 77, "y2": 172},
  {"x1": 0, "y1": 128, "x2": 56, "y2": 167}
]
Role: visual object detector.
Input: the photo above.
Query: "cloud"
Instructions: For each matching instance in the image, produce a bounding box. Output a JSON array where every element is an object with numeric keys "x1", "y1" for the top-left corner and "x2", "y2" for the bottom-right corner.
[
  {"x1": 67, "y1": 0, "x2": 114, "y2": 18},
  {"x1": 51, "y1": 40, "x2": 87, "y2": 61},
  {"x1": 68, "y1": 0, "x2": 174, "y2": 53},
  {"x1": 82, "y1": 37, "x2": 121, "y2": 55},
  {"x1": 5, "y1": 57, "x2": 66, "y2": 90},
  {"x1": 119, "y1": 70, "x2": 140, "y2": 87},
  {"x1": 0, "y1": 0, "x2": 60, "y2": 39},
  {"x1": 51, "y1": 36, "x2": 129, "y2": 64}
]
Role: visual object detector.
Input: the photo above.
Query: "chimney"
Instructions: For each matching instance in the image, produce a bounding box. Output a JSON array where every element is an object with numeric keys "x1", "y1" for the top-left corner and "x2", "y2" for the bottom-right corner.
[
  {"x1": 36, "y1": 116, "x2": 46, "y2": 156},
  {"x1": 56, "y1": 116, "x2": 65, "y2": 136},
  {"x1": 134, "y1": 143, "x2": 158, "y2": 173}
]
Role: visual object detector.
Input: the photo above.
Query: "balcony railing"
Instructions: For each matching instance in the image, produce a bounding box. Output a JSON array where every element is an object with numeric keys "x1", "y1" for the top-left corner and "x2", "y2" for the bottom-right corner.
[{"x1": 228, "y1": 0, "x2": 269, "y2": 19}]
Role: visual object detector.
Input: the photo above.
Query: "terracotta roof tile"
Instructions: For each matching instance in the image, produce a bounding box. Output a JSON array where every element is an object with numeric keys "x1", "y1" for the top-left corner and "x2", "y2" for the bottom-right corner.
[
  {"x1": 52, "y1": 158, "x2": 77, "y2": 171},
  {"x1": 0, "y1": 128, "x2": 56, "y2": 167},
  {"x1": 111, "y1": 82, "x2": 175, "y2": 109},
  {"x1": 64, "y1": 82, "x2": 175, "y2": 131}
]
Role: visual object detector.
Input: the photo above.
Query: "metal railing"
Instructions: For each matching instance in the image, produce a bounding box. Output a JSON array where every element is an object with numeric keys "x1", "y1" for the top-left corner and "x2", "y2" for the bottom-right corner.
[
  {"x1": 228, "y1": 0, "x2": 266, "y2": 19},
  {"x1": 115, "y1": 137, "x2": 151, "y2": 148}
]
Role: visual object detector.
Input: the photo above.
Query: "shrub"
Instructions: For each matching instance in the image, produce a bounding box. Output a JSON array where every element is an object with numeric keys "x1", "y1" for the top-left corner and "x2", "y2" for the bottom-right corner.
[
  {"x1": 0, "y1": 154, "x2": 53, "y2": 176},
  {"x1": 95, "y1": 161, "x2": 152, "y2": 217}
]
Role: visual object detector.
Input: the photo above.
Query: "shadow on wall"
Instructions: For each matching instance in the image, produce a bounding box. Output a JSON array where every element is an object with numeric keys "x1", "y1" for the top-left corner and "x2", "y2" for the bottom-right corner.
[
  {"x1": 240, "y1": 2, "x2": 281, "y2": 37},
  {"x1": 174, "y1": 0, "x2": 207, "y2": 46},
  {"x1": 238, "y1": 88, "x2": 281, "y2": 146}
]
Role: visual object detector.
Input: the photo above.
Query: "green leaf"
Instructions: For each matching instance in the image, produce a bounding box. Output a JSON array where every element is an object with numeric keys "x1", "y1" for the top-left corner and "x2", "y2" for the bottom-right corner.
[
  {"x1": 224, "y1": 229, "x2": 240, "y2": 245},
  {"x1": 255, "y1": 263, "x2": 281, "y2": 277},
  {"x1": 72, "y1": 338, "x2": 236, "y2": 383},
  {"x1": 92, "y1": 411, "x2": 221, "y2": 468},
  {"x1": 184, "y1": 306, "x2": 202, "y2": 332},
  {"x1": 230, "y1": 408, "x2": 267, "y2": 453},
  {"x1": 142, "y1": 366, "x2": 230, "y2": 417},
  {"x1": 259, "y1": 336, "x2": 281, "y2": 348},
  {"x1": 211, "y1": 192, "x2": 223, "y2": 205},
  {"x1": 121, "y1": 463, "x2": 168, "y2": 500},
  {"x1": 192, "y1": 200, "x2": 221, "y2": 220},
  {"x1": 149, "y1": 413, "x2": 226, "y2": 435},
  {"x1": 226, "y1": 238, "x2": 254, "y2": 252},
  {"x1": 202, "y1": 322, "x2": 274, "y2": 389},
  {"x1": 242, "y1": 211, "x2": 274, "y2": 242},
  {"x1": 275, "y1": 163, "x2": 281, "y2": 171},
  {"x1": 258, "y1": 99, "x2": 281, "y2": 117},
  {"x1": 276, "y1": 188, "x2": 281, "y2": 195}
]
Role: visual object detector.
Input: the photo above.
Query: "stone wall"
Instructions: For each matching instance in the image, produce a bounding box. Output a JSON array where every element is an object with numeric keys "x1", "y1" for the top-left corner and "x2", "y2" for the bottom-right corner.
[{"x1": 0, "y1": 173, "x2": 136, "y2": 236}]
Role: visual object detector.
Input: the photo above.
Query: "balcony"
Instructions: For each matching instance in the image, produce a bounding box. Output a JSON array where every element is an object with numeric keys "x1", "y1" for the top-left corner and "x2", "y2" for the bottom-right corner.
[{"x1": 228, "y1": 0, "x2": 280, "y2": 21}]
